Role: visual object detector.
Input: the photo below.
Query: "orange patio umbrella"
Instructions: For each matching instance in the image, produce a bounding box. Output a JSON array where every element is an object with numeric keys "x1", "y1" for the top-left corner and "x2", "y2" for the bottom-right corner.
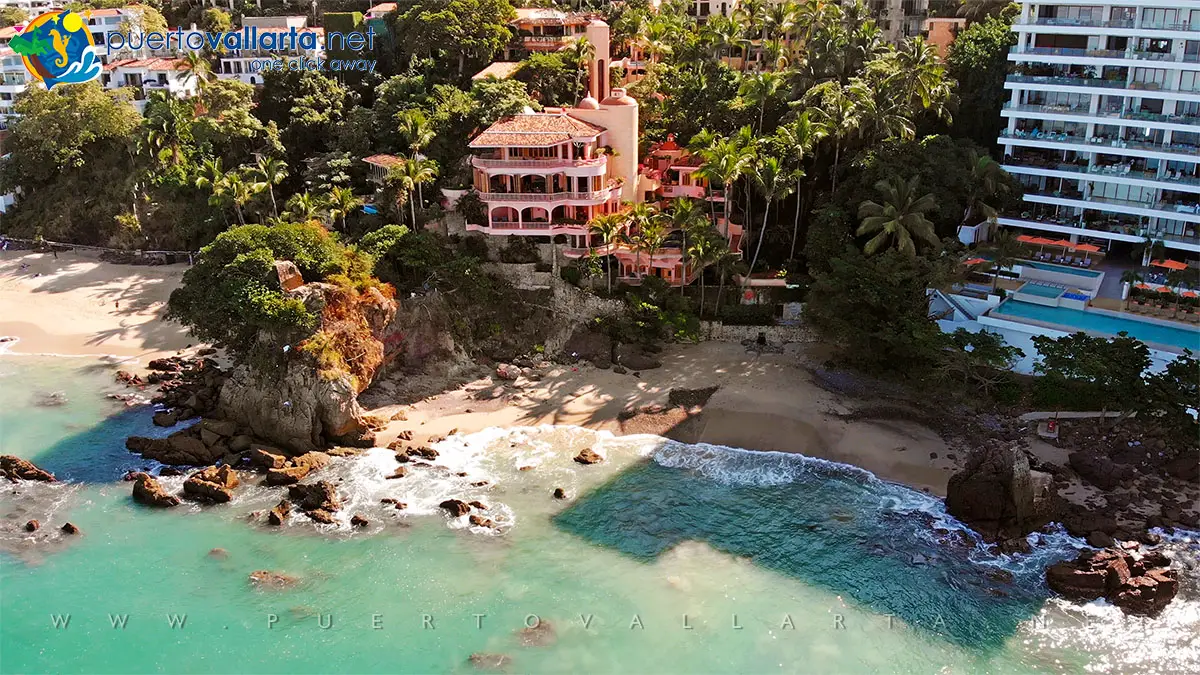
[
  {"x1": 1183, "y1": 291, "x2": 1199, "y2": 298},
  {"x1": 963, "y1": 257, "x2": 987, "y2": 266},
  {"x1": 1074, "y1": 242, "x2": 1101, "y2": 263},
  {"x1": 1151, "y1": 259, "x2": 1189, "y2": 271},
  {"x1": 1134, "y1": 283, "x2": 1155, "y2": 290}
]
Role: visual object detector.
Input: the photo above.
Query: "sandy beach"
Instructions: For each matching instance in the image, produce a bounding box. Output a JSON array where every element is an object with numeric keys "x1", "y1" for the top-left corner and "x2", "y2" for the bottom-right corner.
[
  {"x1": 1, "y1": 251, "x2": 958, "y2": 494},
  {"x1": 0, "y1": 250, "x2": 194, "y2": 366},
  {"x1": 363, "y1": 341, "x2": 958, "y2": 496}
]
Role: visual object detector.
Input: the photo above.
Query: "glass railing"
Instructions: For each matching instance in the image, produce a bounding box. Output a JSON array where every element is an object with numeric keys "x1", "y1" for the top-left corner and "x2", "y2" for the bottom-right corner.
[
  {"x1": 1007, "y1": 75, "x2": 1126, "y2": 89},
  {"x1": 1011, "y1": 47, "x2": 1200, "y2": 64},
  {"x1": 1019, "y1": 17, "x2": 1197, "y2": 32},
  {"x1": 1005, "y1": 103, "x2": 1200, "y2": 127},
  {"x1": 1004, "y1": 159, "x2": 1200, "y2": 186},
  {"x1": 999, "y1": 130, "x2": 1200, "y2": 157}
]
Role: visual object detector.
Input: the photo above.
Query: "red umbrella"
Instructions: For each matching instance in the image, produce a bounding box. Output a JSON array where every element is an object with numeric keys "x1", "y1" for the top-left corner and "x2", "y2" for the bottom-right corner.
[
  {"x1": 963, "y1": 257, "x2": 987, "y2": 266},
  {"x1": 1183, "y1": 291, "x2": 1198, "y2": 298},
  {"x1": 1074, "y1": 242, "x2": 1101, "y2": 263}
]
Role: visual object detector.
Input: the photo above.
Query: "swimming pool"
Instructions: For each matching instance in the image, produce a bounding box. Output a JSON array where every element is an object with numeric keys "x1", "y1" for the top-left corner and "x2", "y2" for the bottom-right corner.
[
  {"x1": 993, "y1": 299, "x2": 1200, "y2": 351},
  {"x1": 1020, "y1": 260, "x2": 1103, "y2": 278},
  {"x1": 1016, "y1": 282, "x2": 1064, "y2": 298}
]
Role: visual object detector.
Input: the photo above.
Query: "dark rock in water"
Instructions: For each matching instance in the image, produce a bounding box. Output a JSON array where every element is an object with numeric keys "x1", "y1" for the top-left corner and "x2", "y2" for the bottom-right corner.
[
  {"x1": 552, "y1": 488, "x2": 567, "y2": 500},
  {"x1": 24, "y1": 520, "x2": 39, "y2": 532},
  {"x1": 34, "y1": 391, "x2": 68, "y2": 407},
  {"x1": 152, "y1": 411, "x2": 178, "y2": 427},
  {"x1": 159, "y1": 467, "x2": 184, "y2": 477},
  {"x1": 1047, "y1": 545, "x2": 1179, "y2": 617},
  {"x1": 132, "y1": 472, "x2": 181, "y2": 508},
  {"x1": 287, "y1": 481, "x2": 341, "y2": 513},
  {"x1": 945, "y1": 446, "x2": 1060, "y2": 542},
  {"x1": 468, "y1": 501, "x2": 488, "y2": 510},
  {"x1": 183, "y1": 465, "x2": 239, "y2": 503},
  {"x1": 386, "y1": 467, "x2": 408, "y2": 480},
  {"x1": 0, "y1": 455, "x2": 56, "y2": 482},
  {"x1": 469, "y1": 514, "x2": 494, "y2": 528},
  {"x1": 351, "y1": 514, "x2": 369, "y2": 528},
  {"x1": 251, "y1": 447, "x2": 288, "y2": 470},
  {"x1": 264, "y1": 451, "x2": 330, "y2": 485},
  {"x1": 516, "y1": 619, "x2": 556, "y2": 647},
  {"x1": 394, "y1": 451, "x2": 411, "y2": 464},
  {"x1": 574, "y1": 448, "x2": 603, "y2": 465},
  {"x1": 471, "y1": 480, "x2": 489, "y2": 487},
  {"x1": 248, "y1": 570, "x2": 299, "y2": 589},
  {"x1": 60, "y1": 522, "x2": 80, "y2": 535},
  {"x1": 985, "y1": 569, "x2": 1014, "y2": 584},
  {"x1": 468, "y1": 652, "x2": 512, "y2": 672},
  {"x1": 268, "y1": 500, "x2": 291, "y2": 526},
  {"x1": 208, "y1": 548, "x2": 229, "y2": 559},
  {"x1": 439, "y1": 499, "x2": 470, "y2": 517},
  {"x1": 1087, "y1": 531, "x2": 1116, "y2": 549}
]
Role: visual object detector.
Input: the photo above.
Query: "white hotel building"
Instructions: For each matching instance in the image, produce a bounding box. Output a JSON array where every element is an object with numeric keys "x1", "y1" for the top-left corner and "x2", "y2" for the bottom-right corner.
[{"x1": 998, "y1": 1, "x2": 1200, "y2": 255}]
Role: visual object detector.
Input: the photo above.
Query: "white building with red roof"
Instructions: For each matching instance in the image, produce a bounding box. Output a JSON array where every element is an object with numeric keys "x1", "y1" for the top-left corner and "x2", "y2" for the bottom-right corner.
[
  {"x1": 103, "y1": 56, "x2": 197, "y2": 112},
  {"x1": 215, "y1": 16, "x2": 325, "y2": 86}
]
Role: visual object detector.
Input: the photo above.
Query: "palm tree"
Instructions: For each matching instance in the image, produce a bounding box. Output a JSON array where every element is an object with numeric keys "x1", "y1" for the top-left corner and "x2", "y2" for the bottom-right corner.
[
  {"x1": 194, "y1": 157, "x2": 227, "y2": 224},
  {"x1": 774, "y1": 110, "x2": 827, "y2": 259},
  {"x1": 587, "y1": 212, "x2": 625, "y2": 294},
  {"x1": 180, "y1": 51, "x2": 213, "y2": 92},
  {"x1": 1119, "y1": 269, "x2": 1144, "y2": 310},
  {"x1": 396, "y1": 109, "x2": 436, "y2": 207},
  {"x1": 254, "y1": 156, "x2": 288, "y2": 219},
  {"x1": 625, "y1": 202, "x2": 657, "y2": 277},
  {"x1": 564, "y1": 36, "x2": 596, "y2": 100},
  {"x1": 738, "y1": 71, "x2": 784, "y2": 133},
  {"x1": 325, "y1": 186, "x2": 362, "y2": 232},
  {"x1": 696, "y1": 137, "x2": 754, "y2": 238},
  {"x1": 640, "y1": 219, "x2": 669, "y2": 282},
  {"x1": 713, "y1": 250, "x2": 745, "y2": 313},
  {"x1": 856, "y1": 177, "x2": 940, "y2": 256},
  {"x1": 687, "y1": 232, "x2": 722, "y2": 313},
  {"x1": 747, "y1": 155, "x2": 794, "y2": 282},
  {"x1": 1165, "y1": 269, "x2": 1189, "y2": 318},
  {"x1": 387, "y1": 158, "x2": 439, "y2": 227},
  {"x1": 214, "y1": 171, "x2": 263, "y2": 226},
  {"x1": 871, "y1": 37, "x2": 952, "y2": 122},
  {"x1": 805, "y1": 80, "x2": 867, "y2": 192},
  {"x1": 285, "y1": 191, "x2": 323, "y2": 223},
  {"x1": 962, "y1": 148, "x2": 1009, "y2": 228},
  {"x1": 668, "y1": 197, "x2": 707, "y2": 294},
  {"x1": 988, "y1": 231, "x2": 1023, "y2": 292}
]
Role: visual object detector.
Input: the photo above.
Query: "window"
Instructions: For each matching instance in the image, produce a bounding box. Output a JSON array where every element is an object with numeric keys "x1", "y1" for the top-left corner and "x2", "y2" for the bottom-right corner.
[
  {"x1": 1181, "y1": 71, "x2": 1199, "y2": 92},
  {"x1": 1141, "y1": 8, "x2": 1178, "y2": 29}
]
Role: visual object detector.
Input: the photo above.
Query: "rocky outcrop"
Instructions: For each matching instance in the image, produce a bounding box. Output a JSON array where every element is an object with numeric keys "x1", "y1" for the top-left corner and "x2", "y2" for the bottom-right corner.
[
  {"x1": 351, "y1": 514, "x2": 369, "y2": 528},
  {"x1": 60, "y1": 522, "x2": 80, "y2": 535},
  {"x1": 946, "y1": 446, "x2": 1061, "y2": 541},
  {"x1": 126, "y1": 418, "x2": 242, "y2": 467},
  {"x1": 468, "y1": 653, "x2": 512, "y2": 671},
  {"x1": 183, "y1": 465, "x2": 240, "y2": 503},
  {"x1": 1046, "y1": 544, "x2": 1178, "y2": 617},
  {"x1": 1068, "y1": 451, "x2": 1136, "y2": 491},
  {"x1": 131, "y1": 473, "x2": 181, "y2": 508},
  {"x1": 1, "y1": 456, "x2": 56, "y2": 482},
  {"x1": 615, "y1": 344, "x2": 662, "y2": 371},
  {"x1": 573, "y1": 448, "x2": 603, "y2": 465},
  {"x1": 287, "y1": 481, "x2": 341, "y2": 516},
  {"x1": 24, "y1": 520, "x2": 39, "y2": 532},
  {"x1": 264, "y1": 451, "x2": 331, "y2": 486},
  {"x1": 248, "y1": 570, "x2": 299, "y2": 589}
]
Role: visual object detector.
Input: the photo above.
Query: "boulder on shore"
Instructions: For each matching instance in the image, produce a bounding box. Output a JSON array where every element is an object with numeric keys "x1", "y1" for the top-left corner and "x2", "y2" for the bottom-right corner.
[
  {"x1": 0, "y1": 455, "x2": 56, "y2": 482},
  {"x1": 264, "y1": 451, "x2": 331, "y2": 486},
  {"x1": 439, "y1": 499, "x2": 470, "y2": 517},
  {"x1": 945, "y1": 446, "x2": 1060, "y2": 541},
  {"x1": 267, "y1": 499, "x2": 291, "y2": 526},
  {"x1": 60, "y1": 522, "x2": 80, "y2": 535},
  {"x1": 1046, "y1": 544, "x2": 1178, "y2": 617},
  {"x1": 131, "y1": 472, "x2": 181, "y2": 508}
]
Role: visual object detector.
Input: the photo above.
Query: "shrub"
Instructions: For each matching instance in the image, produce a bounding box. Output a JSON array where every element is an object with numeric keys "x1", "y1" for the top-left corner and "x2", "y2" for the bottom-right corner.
[{"x1": 498, "y1": 235, "x2": 541, "y2": 264}]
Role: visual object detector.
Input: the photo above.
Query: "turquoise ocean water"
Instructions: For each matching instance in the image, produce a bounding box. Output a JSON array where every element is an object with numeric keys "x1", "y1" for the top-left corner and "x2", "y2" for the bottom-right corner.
[{"x1": 2, "y1": 355, "x2": 1198, "y2": 674}]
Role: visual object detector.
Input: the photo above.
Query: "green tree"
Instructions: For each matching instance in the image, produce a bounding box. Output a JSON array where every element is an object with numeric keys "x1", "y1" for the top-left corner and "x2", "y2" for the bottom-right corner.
[
  {"x1": 1119, "y1": 269, "x2": 1144, "y2": 310},
  {"x1": 945, "y1": 11, "x2": 1017, "y2": 149},
  {"x1": 181, "y1": 51, "x2": 214, "y2": 92},
  {"x1": 396, "y1": 109, "x2": 437, "y2": 207},
  {"x1": 167, "y1": 223, "x2": 369, "y2": 361},
  {"x1": 747, "y1": 155, "x2": 794, "y2": 280},
  {"x1": 515, "y1": 51, "x2": 577, "y2": 106},
  {"x1": 393, "y1": 0, "x2": 517, "y2": 77},
  {"x1": 386, "y1": 158, "x2": 439, "y2": 227},
  {"x1": 738, "y1": 71, "x2": 784, "y2": 133},
  {"x1": 200, "y1": 7, "x2": 232, "y2": 33},
  {"x1": 254, "y1": 156, "x2": 288, "y2": 219},
  {"x1": 961, "y1": 147, "x2": 1009, "y2": 227},
  {"x1": 563, "y1": 36, "x2": 596, "y2": 101},
  {"x1": 588, "y1": 212, "x2": 626, "y2": 294},
  {"x1": 1138, "y1": 350, "x2": 1199, "y2": 443},
  {"x1": 686, "y1": 230, "x2": 723, "y2": 313},
  {"x1": 325, "y1": 186, "x2": 363, "y2": 232},
  {"x1": 804, "y1": 79, "x2": 868, "y2": 192},
  {"x1": 0, "y1": 7, "x2": 28, "y2": 27},
  {"x1": 1032, "y1": 332, "x2": 1152, "y2": 422},
  {"x1": 987, "y1": 230, "x2": 1023, "y2": 292},
  {"x1": 214, "y1": 170, "x2": 265, "y2": 227},
  {"x1": 856, "y1": 176, "x2": 941, "y2": 256},
  {"x1": 285, "y1": 192, "x2": 324, "y2": 224},
  {"x1": 774, "y1": 110, "x2": 827, "y2": 260},
  {"x1": 805, "y1": 247, "x2": 948, "y2": 374}
]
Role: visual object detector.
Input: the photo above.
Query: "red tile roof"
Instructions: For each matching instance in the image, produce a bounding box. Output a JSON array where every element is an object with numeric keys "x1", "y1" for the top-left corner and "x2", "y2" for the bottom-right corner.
[
  {"x1": 104, "y1": 57, "x2": 186, "y2": 72},
  {"x1": 472, "y1": 61, "x2": 522, "y2": 80},
  {"x1": 367, "y1": 2, "x2": 397, "y2": 13},
  {"x1": 362, "y1": 154, "x2": 404, "y2": 168},
  {"x1": 470, "y1": 112, "x2": 605, "y2": 148}
]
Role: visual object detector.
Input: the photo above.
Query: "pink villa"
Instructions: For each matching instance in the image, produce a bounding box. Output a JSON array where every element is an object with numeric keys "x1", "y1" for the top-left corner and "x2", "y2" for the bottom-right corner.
[{"x1": 466, "y1": 19, "x2": 737, "y2": 286}]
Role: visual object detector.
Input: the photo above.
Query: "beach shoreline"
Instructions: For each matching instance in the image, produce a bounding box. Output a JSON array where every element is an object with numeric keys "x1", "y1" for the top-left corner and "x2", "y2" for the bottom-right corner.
[{"x1": 0, "y1": 250, "x2": 196, "y2": 369}]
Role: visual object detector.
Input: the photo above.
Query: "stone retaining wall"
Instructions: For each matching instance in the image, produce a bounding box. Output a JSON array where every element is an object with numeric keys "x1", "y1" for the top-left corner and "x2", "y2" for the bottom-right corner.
[{"x1": 699, "y1": 321, "x2": 815, "y2": 344}]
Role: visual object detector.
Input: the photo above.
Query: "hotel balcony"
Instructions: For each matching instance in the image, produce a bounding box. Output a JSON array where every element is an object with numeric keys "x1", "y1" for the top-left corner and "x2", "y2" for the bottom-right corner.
[
  {"x1": 1013, "y1": 17, "x2": 1199, "y2": 38},
  {"x1": 1009, "y1": 46, "x2": 1200, "y2": 68},
  {"x1": 1021, "y1": 189, "x2": 1200, "y2": 225},
  {"x1": 471, "y1": 155, "x2": 606, "y2": 176},
  {"x1": 477, "y1": 187, "x2": 616, "y2": 205},
  {"x1": 997, "y1": 216, "x2": 1200, "y2": 253},
  {"x1": 998, "y1": 130, "x2": 1200, "y2": 163},
  {"x1": 466, "y1": 220, "x2": 590, "y2": 235},
  {"x1": 520, "y1": 34, "x2": 571, "y2": 49},
  {"x1": 1002, "y1": 103, "x2": 1200, "y2": 131},
  {"x1": 1002, "y1": 159, "x2": 1200, "y2": 192},
  {"x1": 1005, "y1": 75, "x2": 1200, "y2": 103}
]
